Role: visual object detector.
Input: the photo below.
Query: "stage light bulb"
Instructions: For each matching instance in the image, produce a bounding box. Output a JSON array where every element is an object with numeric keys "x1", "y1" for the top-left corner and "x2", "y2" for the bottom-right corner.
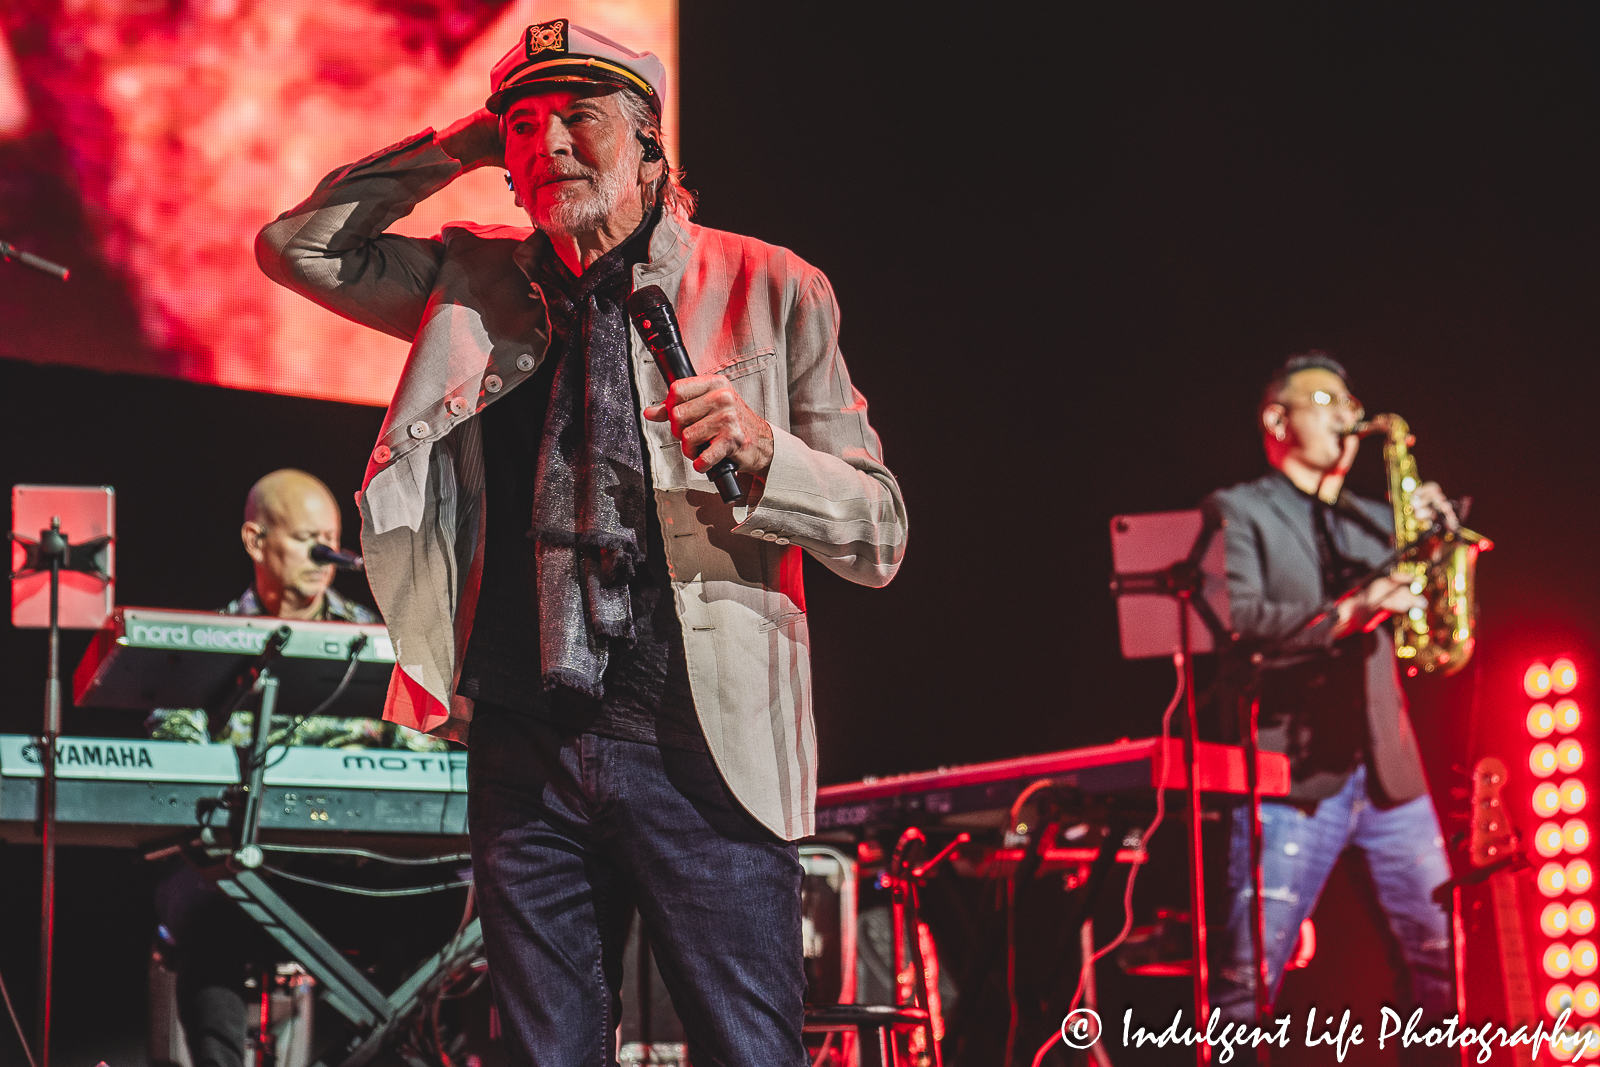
[
  {"x1": 1576, "y1": 941, "x2": 1599, "y2": 977},
  {"x1": 1536, "y1": 744, "x2": 1562, "y2": 777},
  {"x1": 1569, "y1": 820, "x2": 1593, "y2": 854},
  {"x1": 1580, "y1": 983, "x2": 1600, "y2": 1019},
  {"x1": 1561, "y1": 740, "x2": 1586, "y2": 773},
  {"x1": 1555, "y1": 659, "x2": 1580, "y2": 695},
  {"x1": 1544, "y1": 823, "x2": 1573, "y2": 858},
  {"x1": 1548, "y1": 903, "x2": 1576, "y2": 936},
  {"x1": 1552, "y1": 983, "x2": 1578, "y2": 1016},
  {"x1": 1533, "y1": 704, "x2": 1561, "y2": 738},
  {"x1": 1544, "y1": 863, "x2": 1571, "y2": 897},
  {"x1": 1566, "y1": 781, "x2": 1590, "y2": 815},
  {"x1": 1573, "y1": 901, "x2": 1597, "y2": 935},
  {"x1": 1572, "y1": 860, "x2": 1595, "y2": 892},
  {"x1": 1559, "y1": 700, "x2": 1584, "y2": 733},
  {"x1": 1577, "y1": 1022, "x2": 1600, "y2": 1059},
  {"x1": 1540, "y1": 784, "x2": 1567, "y2": 817},
  {"x1": 1531, "y1": 664, "x2": 1556, "y2": 698},
  {"x1": 1550, "y1": 943, "x2": 1577, "y2": 979}
]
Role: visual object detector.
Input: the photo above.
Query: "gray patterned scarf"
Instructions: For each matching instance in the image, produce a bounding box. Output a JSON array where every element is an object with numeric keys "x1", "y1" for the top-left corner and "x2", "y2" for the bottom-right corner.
[{"x1": 528, "y1": 223, "x2": 652, "y2": 699}]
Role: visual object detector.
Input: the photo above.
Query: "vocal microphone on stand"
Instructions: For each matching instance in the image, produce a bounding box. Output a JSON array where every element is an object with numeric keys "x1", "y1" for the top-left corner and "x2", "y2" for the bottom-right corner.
[
  {"x1": 310, "y1": 544, "x2": 364, "y2": 571},
  {"x1": 626, "y1": 285, "x2": 744, "y2": 504}
]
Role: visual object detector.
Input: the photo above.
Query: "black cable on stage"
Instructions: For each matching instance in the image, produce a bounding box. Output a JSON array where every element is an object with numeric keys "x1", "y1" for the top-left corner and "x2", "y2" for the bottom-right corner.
[
  {"x1": 261, "y1": 864, "x2": 471, "y2": 898},
  {"x1": 258, "y1": 843, "x2": 471, "y2": 866},
  {"x1": 248, "y1": 634, "x2": 368, "y2": 773},
  {"x1": 0, "y1": 963, "x2": 37, "y2": 1067}
]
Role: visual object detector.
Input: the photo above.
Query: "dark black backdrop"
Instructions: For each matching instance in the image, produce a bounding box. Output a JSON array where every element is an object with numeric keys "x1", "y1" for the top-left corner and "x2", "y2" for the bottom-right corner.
[{"x1": 2, "y1": 3, "x2": 1598, "y2": 1064}]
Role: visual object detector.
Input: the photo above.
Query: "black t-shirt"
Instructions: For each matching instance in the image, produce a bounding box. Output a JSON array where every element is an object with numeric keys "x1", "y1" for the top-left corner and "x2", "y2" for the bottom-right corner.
[{"x1": 456, "y1": 218, "x2": 703, "y2": 752}]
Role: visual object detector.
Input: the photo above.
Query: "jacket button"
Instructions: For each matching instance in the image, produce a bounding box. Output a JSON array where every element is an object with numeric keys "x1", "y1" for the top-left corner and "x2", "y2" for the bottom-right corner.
[
  {"x1": 516, "y1": 354, "x2": 535, "y2": 372},
  {"x1": 372, "y1": 445, "x2": 391, "y2": 464},
  {"x1": 409, "y1": 420, "x2": 429, "y2": 439},
  {"x1": 749, "y1": 529, "x2": 764, "y2": 537},
  {"x1": 763, "y1": 533, "x2": 778, "y2": 541},
  {"x1": 775, "y1": 538, "x2": 790, "y2": 545},
  {"x1": 484, "y1": 374, "x2": 503, "y2": 393},
  {"x1": 447, "y1": 397, "x2": 466, "y2": 416}
]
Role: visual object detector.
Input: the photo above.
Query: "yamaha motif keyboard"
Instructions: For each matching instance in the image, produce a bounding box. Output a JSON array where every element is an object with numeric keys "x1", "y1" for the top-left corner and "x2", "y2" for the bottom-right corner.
[
  {"x1": 813, "y1": 737, "x2": 1291, "y2": 833},
  {"x1": 0, "y1": 735, "x2": 466, "y2": 848},
  {"x1": 72, "y1": 607, "x2": 395, "y2": 719}
]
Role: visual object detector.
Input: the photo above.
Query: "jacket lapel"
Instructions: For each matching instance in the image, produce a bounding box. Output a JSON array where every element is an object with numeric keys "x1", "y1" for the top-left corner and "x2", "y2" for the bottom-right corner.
[{"x1": 1257, "y1": 473, "x2": 1322, "y2": 569}]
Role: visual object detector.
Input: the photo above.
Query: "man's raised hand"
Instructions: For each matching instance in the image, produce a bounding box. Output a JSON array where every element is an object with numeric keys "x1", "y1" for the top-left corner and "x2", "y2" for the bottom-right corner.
[{"x1": 438, "y1": 108, "x2": 505, "y2": 171}]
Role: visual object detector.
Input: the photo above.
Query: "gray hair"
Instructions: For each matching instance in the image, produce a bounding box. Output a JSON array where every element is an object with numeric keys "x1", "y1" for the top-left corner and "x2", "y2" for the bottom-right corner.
[{"x1": 615, "y1": 89, "x2": 697, "y2": 221}]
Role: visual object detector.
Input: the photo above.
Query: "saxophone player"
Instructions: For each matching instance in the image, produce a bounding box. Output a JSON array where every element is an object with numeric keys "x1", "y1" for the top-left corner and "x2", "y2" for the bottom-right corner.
[{"x1": 1207, "y1": 353, "x2": 1459, "y2": 1034}]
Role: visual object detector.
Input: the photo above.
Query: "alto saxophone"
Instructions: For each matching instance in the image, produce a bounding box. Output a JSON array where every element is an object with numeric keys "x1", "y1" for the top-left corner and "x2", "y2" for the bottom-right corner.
[{"x1": 1354, "y1": 414, "x2": 1492, "y2": 676}]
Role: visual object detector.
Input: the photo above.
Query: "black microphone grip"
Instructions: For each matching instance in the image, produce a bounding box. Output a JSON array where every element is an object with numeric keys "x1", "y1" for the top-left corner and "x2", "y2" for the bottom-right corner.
[{"x1": 626, "y1": 286, "x2": 744, "y2": 503}]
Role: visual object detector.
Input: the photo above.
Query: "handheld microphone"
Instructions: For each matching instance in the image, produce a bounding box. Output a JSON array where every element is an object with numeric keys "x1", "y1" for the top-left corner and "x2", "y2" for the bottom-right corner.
[
  {"x1": 310, "y1": 544, "x2": 365, "y2": 572},
  {"x1": 626, "y1": 285, "x2": 743, "y2": 503}
]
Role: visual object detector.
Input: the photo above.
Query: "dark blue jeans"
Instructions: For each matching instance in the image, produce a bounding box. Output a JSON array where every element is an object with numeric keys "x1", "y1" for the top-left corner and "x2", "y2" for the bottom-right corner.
[
  {"x1": 1214, "y1": 764, "x2": 1454, "y2": 1021},
  {"x1": 467, "y1": 707, "x2": 807, "y2": 1067}
]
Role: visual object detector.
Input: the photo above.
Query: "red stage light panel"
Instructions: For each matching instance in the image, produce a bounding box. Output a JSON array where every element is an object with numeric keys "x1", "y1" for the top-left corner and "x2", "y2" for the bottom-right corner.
[{"x1": 1556, "y1": 659, "x2": 1581, "y2": 695}]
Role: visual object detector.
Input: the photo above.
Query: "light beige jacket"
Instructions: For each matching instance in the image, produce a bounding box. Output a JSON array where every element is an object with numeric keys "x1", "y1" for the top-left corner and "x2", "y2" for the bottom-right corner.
[{"x1": 256, "y1": 130, "x2": 906, "y2": 839}]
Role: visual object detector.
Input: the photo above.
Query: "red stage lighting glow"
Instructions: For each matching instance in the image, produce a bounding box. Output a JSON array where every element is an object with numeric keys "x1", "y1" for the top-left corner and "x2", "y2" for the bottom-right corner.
[
  {"x1": 1550, "y1": 943, "x2": 1577, "y2": 979},
  {"x1": 1531, "y1": 664, "x2": 1557, "y2": 698},
  {"x1": 1556, "y1": 659, "x2": 1581, "y2": 695},
  {"x1": 1571, "y1": 860, "x2": 1595, "y2": 893},
  {"x1": 1562, "y1": 740, "x2": 1587, "y2": 773},
  {"x1": 1567, "y1": 780, "x2": 1590, "y2": 815},
  {"x1": 1574, "y1": 902, "x2": 1598, "y2": 936},
  {"x1": 1536, "y1": 744, "x2": 1563, "y2": 777},
  {"x1": 1551, "y1": 983, "x2": 1579, "y2": 1016},
  {"x1": 1549, "y1": 904, "x2": 1576, "y2": 936},
  {"x1": 1569, "y1": 820, "x2": 1594, "y2": 854},
  {"x1": 1545, "y1": 864, "x2": 1572, "y2": 897},
  {"x1": 1544, "y1": 823, "x2": 1574, "y2": 858},
  {"x1": 1580, "y1": 983, "x2": 1600, "y2": 1019}
]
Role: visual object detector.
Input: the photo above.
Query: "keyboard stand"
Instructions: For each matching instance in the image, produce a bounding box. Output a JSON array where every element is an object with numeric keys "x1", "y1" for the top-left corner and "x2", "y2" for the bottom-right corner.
[{"x1": 189, "y1": 629, "x2": 480, "y2": 1067}]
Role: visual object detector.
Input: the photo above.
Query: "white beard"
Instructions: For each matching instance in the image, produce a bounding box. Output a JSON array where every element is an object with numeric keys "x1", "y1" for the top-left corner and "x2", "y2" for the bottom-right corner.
[{"x1": 530, "y1": 162, "x2": 635, "y2": 238}]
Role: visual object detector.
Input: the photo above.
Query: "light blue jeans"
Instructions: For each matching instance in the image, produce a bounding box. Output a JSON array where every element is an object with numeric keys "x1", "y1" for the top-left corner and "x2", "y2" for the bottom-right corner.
[{"x1": 1214, "y1": 764, "x2": 1455, "y2": 1021}]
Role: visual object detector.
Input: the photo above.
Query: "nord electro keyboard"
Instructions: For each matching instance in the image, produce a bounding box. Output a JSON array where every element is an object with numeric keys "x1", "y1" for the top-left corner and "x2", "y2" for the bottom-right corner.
[
  {"x1": 72, "y1": 607, "x2": 395, "y2": 718},
  {"x1": 0, "y1": 735, "x2": 466, "y2": 848},
  {"x1": 813, "y1": 736, "x2": 1290, "y2": 833}
]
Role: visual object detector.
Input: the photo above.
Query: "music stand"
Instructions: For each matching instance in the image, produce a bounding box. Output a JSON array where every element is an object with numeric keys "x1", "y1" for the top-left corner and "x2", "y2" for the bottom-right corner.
[
  {"x1": 1110, "y1": 506, "x2": 1250, "y2": 1064},
  {"x1": 10, "y1": 484, "x2": 115, "y2": 1067}
]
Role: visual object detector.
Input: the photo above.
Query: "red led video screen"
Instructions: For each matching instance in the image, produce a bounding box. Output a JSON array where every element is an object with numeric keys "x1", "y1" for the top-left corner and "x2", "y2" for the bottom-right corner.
[{"x1": 0, "y1": 1, "x2": 677, "y2": 407}]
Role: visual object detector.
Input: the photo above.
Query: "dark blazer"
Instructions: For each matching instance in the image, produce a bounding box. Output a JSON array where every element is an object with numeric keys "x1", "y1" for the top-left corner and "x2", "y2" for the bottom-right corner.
[{"x1": 1206, "y1": 471, "x2": 1428, "y2": 805}]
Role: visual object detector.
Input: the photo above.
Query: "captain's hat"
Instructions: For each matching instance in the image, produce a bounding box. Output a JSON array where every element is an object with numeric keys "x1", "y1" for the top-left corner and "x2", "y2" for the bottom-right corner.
[{"x1": 487, "y1": 19, "x2": 664, "y2": 117}]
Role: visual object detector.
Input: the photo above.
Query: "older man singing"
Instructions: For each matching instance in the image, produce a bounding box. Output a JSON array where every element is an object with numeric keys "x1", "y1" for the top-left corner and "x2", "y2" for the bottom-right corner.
[{"x1": 256, "y1": 20, "x2": 906, "y2": 1066}]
